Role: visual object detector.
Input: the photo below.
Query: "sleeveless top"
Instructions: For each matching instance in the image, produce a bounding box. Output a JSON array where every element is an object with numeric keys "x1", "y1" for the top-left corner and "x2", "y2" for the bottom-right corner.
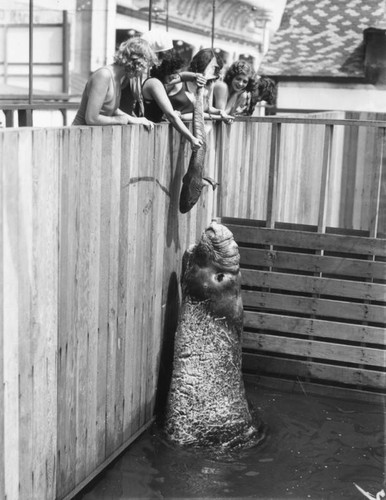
[
  {"x1": 225, "y1": 90, "x2": 251, "y2": 116},
  {"x1": 142, "y1": 79, "x2": 194, "y2": 123},
  {"x1": 168, "y1": 83, "x2": 194, "y2": 114},
  {"x1": 72, "y1": 66, "x2": 121, "y2": 125}
]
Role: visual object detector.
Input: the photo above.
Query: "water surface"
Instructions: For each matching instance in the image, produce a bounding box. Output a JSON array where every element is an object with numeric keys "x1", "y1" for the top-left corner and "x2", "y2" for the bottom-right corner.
[{"x1": 79, "y1": 380, "x2": 385, "y2": 499}]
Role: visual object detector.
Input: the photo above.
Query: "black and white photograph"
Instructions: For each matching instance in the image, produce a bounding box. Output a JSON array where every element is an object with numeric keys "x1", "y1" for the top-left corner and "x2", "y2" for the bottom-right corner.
[{"x1": 0, "y1": 1, "x2": 385, "y2": 499}]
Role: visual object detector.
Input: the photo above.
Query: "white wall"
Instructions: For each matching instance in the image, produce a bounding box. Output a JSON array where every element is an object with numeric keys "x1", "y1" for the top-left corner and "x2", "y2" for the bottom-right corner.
[{"x1": 277, "y1": 81, "x2": 386, "y2": 113}]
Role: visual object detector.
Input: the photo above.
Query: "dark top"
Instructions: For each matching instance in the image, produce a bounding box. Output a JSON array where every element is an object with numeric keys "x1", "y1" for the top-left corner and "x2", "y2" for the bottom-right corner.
[
  {"x1": 142, "y1": 79, "x2": 195, "y2": 123},
  {"x1": 168, "y1": 83, "x2": 194, "y2": 114}
]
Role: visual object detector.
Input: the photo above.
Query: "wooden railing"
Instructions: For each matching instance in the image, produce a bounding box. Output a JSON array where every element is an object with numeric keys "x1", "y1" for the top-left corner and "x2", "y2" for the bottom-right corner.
[
  {"x1": 219, "y1": 115, "x2": 386, "y2": 235},
  {"x1": 0, "y1": 100, "x2": 79, "y2": 127},
  {"x1": 0, "y1": 115, "x2": 384, "y2": 499}
]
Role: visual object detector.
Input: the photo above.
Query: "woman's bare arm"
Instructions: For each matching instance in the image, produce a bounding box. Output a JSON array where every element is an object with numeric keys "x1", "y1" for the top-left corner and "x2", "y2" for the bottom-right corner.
[{"x1": 142, "y1": 78, "x2": 202, "y2": 150}]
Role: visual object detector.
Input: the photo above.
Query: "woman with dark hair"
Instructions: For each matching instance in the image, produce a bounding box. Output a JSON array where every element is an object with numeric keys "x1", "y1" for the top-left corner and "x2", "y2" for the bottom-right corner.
[
  {"x1": 170, "y1": 48, "x2": 234, "y2": 123},
  {"x1": 140, "y1": 49, "x2": 204, "y2": 150},
  {"x1": 212, "y1": 60, "x2": 256, "y2": 116},
  {"x1": 142, "y1": 48, "x2": 233, "y2": 126},
  {"x1": 247, "y1": 76, "x2": 277, "y2": 115}
]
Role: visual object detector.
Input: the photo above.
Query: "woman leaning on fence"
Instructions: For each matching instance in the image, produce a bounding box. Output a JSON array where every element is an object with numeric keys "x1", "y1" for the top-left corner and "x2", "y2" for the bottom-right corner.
[{"x1": 72, "y1": 38, "x2": 156, "y2": 129}]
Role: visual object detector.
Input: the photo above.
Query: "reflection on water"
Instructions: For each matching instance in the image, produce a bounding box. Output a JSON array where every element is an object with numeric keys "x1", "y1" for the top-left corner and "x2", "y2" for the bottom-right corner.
[{"x1": 79, "y1": 381, "x2": 385, "y2": 499}]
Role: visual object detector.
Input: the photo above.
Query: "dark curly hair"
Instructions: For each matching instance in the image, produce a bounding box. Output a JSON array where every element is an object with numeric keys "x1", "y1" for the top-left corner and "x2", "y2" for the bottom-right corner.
[
  {"x1": 251, "y1": 76, "x2": 276, "y2": 105},
  {"x1": 224, "y1": 60, "x2": 255, "y2": 92},
  {"x1": 188, "y1": 48, "x2": 223, "y2": 79},
  {"x1": 149, "y1": 49, "x2": 185, "y2": 82},
  {"x1": 245, "y1": 76, "x2": 277, "y2": 115}
]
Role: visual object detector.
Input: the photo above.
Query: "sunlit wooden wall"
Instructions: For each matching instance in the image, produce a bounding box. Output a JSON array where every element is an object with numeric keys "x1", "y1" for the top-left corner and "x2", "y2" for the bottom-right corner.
[
  {"x1": 0, "y1": 123, "x2": 217, "y2": 500},
  {"x1": 0, "y1": 114, "x2": 384, "y2": 499}
]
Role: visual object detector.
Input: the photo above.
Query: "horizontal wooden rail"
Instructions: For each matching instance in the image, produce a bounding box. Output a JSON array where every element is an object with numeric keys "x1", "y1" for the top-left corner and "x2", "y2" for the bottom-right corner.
[{"x1": 223, "y1": 219, "x2": 386, "y2": 395}]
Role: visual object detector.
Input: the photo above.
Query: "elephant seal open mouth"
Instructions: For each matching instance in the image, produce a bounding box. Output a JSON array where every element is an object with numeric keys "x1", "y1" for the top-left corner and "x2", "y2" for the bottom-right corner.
[{"x1": 163, "y1": 221, "x2": 265, "y2": 449}]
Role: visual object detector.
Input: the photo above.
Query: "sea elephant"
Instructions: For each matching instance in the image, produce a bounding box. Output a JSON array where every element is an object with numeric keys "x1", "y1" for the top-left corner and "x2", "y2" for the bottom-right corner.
[{"x1": 163, "y1": 221, "x2": 264, "y2": 449}]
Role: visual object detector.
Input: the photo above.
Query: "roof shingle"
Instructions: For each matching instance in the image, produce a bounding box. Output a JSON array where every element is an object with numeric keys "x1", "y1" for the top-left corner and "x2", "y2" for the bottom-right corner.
[{"x1": 259, "y1": 0, "x2": 385, "y2": 78}]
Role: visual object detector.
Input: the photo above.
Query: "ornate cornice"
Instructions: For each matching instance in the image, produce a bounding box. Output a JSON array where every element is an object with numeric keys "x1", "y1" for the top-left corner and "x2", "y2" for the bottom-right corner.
[{"x1": 117, "y1": 0, "x2": 270, "y2": 46}]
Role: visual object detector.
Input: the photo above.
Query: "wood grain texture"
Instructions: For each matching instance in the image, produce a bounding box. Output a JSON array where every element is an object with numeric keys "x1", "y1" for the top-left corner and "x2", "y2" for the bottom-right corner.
[{"x1": 1, "y1": 115, "x2": 385, "y2": 499}]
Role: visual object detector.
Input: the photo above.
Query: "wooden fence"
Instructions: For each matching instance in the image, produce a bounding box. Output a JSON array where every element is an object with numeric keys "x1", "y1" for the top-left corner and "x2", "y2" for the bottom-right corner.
[
  {"x1": 219, "y1": 115, "x2": 386, "y2": 235},
  {"x1": 224, "y1": 218, "x2": 385, "y2": 399},
  {"x1": 0, "y1": 115, "x2": 385, "y2": 499},
  {"x1": 0, "y1": 124, "x2": 217, "y2": 500}
]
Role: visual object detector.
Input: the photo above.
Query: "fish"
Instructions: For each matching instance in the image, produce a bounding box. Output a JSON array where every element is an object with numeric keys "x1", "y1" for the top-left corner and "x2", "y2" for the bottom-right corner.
[
  {"x1": 179, "y1": 70, "x2": 218, "y2": 214},
  {"x1": 163, "y1": 220, "x2": 265, "y2": 449}
]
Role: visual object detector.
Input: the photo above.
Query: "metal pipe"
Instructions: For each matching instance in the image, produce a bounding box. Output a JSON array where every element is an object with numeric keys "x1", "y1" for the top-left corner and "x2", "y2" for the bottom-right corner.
[
  {"x1": 149, "y1": 0, "x2": 153, "y2": 30},
  {"x1": 211, "y1": 0, "x2": 215, "y2": 49},
  {"x1": 29, "y1": 0, "x2": 33, "y2": 104},
  {"x1": 62, "y1": 10, "x2": 69, "y2": 93},
  {"x1": 166, "y1": 0, "x2": 169, "y2": 31}
]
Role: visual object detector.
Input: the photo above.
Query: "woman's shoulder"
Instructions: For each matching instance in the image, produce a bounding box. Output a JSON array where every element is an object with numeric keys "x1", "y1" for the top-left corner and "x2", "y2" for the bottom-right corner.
[
  {"x1": 142, "y1": 76, "x2": 163, "y2": 88},
  {"x1": 214, "y1": 80, "x2": 228, "y2": 91},
  {"x1": 213, "y1": 80, "x2": 229, "y2": 95},
  {"x1": 90, "y1": 66, "x2": 113, "y2": 82}
]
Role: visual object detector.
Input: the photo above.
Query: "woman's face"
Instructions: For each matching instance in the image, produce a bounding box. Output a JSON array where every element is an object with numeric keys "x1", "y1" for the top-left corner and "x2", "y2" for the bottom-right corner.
[{"x1": 231, "y1": 72, "x2": 249, "y2": 93}]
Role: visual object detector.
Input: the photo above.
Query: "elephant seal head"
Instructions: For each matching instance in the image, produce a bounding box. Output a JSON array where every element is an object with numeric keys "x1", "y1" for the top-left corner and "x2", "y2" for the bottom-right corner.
[{"x1": 181, "y1": 221, "x2": 243, "y2": 327}]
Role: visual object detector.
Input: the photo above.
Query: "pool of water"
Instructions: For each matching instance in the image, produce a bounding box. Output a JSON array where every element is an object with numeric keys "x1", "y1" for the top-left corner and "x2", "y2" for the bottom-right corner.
[{"x1": 78, "y1": 380, "x2": 385, "y2": 499}]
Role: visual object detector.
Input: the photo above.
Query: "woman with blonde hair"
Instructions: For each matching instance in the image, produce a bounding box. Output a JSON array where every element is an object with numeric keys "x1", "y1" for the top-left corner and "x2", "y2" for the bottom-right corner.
[{"x1": 72, "y1": 38, "x2": 156, "y2": 128}]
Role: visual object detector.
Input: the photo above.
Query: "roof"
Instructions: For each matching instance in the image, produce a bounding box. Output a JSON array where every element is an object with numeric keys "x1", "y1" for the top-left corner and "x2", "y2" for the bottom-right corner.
[{"x1": 259, "y1": 0, "x2": 386, "y2": 78}]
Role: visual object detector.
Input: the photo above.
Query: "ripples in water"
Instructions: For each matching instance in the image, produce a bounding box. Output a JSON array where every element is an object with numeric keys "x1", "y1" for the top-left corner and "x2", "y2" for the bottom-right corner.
[{"x1": 79, "y1": 381, "x2": 385, "y2": 499}]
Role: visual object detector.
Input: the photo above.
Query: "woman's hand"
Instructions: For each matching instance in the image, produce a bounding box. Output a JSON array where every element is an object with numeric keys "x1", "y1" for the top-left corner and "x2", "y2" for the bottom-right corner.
[
  {"x1": 194, "y1": 73, "x2": 207, "y2": 87},
  {"x1": 126, "y1": 115, "x2": 154, "y2": 131},
  {"x1": 220, "y1": 110, "x2": 234, "y2": 124},
  {"x1": 190, "y1": 136, "x2": 203, "y2": 151},
  {"x1": 136, "y1": 117, "x2": 154, "y2": 131}
]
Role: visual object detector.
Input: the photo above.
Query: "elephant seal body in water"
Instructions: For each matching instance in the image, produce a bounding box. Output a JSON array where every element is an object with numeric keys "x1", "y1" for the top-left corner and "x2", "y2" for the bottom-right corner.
[{"x1": 164, "y1": 221, "x2": 265, "y2": 449}]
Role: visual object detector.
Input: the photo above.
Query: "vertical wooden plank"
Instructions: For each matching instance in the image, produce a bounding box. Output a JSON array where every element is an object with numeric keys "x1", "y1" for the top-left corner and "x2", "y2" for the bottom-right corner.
[
  {"x1": 340, "y1": 125, "x2": 359, "y2": 229},
  {"x1": 106, "y1": 126, "x2": 124, "y2": 456},
  {"x1": 74, "y1": 127, "x2": 94, "y2": 485},
  {"x1": 116, "y1": 125, "x2": 133, "y2": 446},
  {"x1": 146, "y1": 125, "x2": 167, "y2": 422},
  {"x1": 266, "y1": 122, "x2": 281, "y2": 228},
  {"x1": 3, "y1": 131, "x2": 20, "y2": 500},
  {"x1": 17, "y1": 129, "x2": 34, "y2": 500},
  {"x1": 216, "y1": 122, "x2": 230, "y2": 217},
  {"x1": 318, "y1": 124, "x2": 334, "y2": 231},
  {"x1": 96, "y1": 126, "x2": 112, "y2": 463},
  {"x1": 368, "y1": 127, "x2": 385, "y2": 237},
  {"x1": 85, "y1": 126, "x2": 103, "y2": 477},
  {"x1": 123, "y1": 125, "x2": 140, "y2": 440},
  {"x1": 326, "y1": 124, "x2": 344, "y2": 228},
  {"x1": 57, "y1": 126, "x2": 81, "y2": 498},
  {"x1": 31, "y1": 128, "x2": 58, "y2": 499},
  {"x1": 0, "y1": 132, "x2": 4, "y2": 500}
]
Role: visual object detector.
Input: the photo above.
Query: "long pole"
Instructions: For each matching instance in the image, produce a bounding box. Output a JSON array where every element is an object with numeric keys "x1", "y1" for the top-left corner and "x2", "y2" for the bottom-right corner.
[
  {"x1": 149, "y1": 0, "x2": 153, "y2": 30},
  {"x1": 29, "y1": 0, "x2": 33, "y2": 103},
  {"x1": 166, "y1": 0, "x2": 169, "y2": 31},
  {"x1": 211, "y1": 0, "x2": 215, "y2": 49}
]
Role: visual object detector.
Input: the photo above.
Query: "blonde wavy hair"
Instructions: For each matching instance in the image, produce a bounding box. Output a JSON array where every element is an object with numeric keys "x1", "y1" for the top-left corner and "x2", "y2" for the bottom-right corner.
[{"x1": 114, "y1": 37, "x2": 158, "y2": 70}]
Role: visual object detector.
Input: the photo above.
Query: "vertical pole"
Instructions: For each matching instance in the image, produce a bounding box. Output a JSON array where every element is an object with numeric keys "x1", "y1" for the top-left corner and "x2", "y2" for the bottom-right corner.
[
  {"x1": 149, "y1": 0, "x2": 153, "y2": 30},
  {"x1": 165, "y1": 0, "x2": 169, "y2": 31},
  {"x1": 211, "y1": 0, "x2": 215, "y2": 49},
  {"x1": 29, "y1": 0, "x2": 33, "y2": 104},
  {"x1": 62, "y1": 10, "x2": 69, "y2": 94}
]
